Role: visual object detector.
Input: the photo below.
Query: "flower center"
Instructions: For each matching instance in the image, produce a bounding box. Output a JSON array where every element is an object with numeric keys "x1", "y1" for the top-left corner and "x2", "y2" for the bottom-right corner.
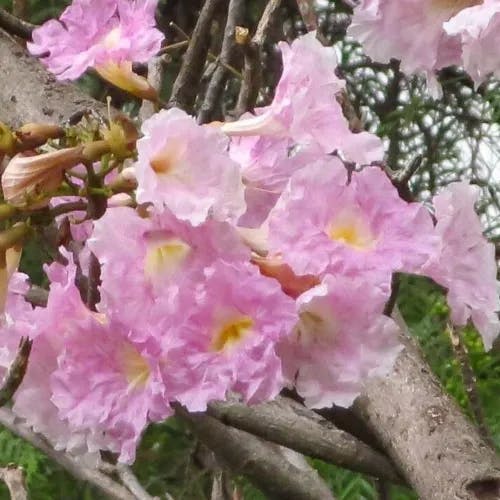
[
  {"x1": 296, "y1": 310, "x2": 337, "y2": 346},
  {"x1": 149, "y1": 140, "x2": 185, "y2": 176},
  {"x1": 430, "y1": 0, "x2": 482, "y2": 16},
  {"x1": 327, "y1": 212, "x2": 375, "y2": 250},
  {"x1": 102, "y1": 27, "x2": 122, "y2": 50},
  {"x1": 212, "y1": 316, "x2": 254, "y2": 352},
  {"x1": 118, "y1": 343, "x2": 150, "y2": 390},
  {"x1": 144, "y1": 237, "x2": 191, "y2": 281}
]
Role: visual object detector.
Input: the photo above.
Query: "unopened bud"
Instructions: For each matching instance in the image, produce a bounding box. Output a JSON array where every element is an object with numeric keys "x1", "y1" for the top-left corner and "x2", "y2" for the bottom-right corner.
[
  {"x1": 0, "y1": 243, "x2": 23, "y2": 314},
  {"x1": 0, "y1": 122, "x2": 16, "y2": 157},
  {"x1": 2, "y1": 147, "x2": 84, "y2": 209},
  {"x1": 16, "y1": 123, "x2": 65, "y2": 150},
  {"x1": 96, "y1": 61, "x2": 158, "y2": 102},
  {"x1": 235, "y1": 26, "x2": 250, "y2": 45}
]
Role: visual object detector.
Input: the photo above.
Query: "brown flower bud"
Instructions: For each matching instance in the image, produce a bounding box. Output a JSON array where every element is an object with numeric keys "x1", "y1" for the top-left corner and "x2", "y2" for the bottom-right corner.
[
  {"x1": 15, "y1": 123, "x2": 65, "y2": 150},
  {"x1": 2, "y1": 147, "x2": 84, "y2": 209}
]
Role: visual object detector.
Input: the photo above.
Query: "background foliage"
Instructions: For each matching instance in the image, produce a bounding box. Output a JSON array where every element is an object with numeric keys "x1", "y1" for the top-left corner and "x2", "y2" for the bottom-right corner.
[{"x1": 0, "y1": 0, "x2": 499, "y2": 498}]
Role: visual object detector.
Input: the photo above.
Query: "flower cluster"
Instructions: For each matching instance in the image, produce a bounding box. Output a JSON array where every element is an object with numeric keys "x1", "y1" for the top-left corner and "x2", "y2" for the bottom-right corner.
[
  {"x1": 1, "y1": 0, "x2": 498, "y2": 467},
  {"x1": 348, "y1": 0, "x2": 500, "y2": 92}
]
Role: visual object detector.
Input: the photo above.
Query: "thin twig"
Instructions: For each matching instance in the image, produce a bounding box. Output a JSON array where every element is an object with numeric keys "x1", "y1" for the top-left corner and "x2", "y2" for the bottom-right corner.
[
  {"x1": 139, "y1": 57, "x2": 165, "y2": 122},
  {"x1": 234, "y1": 0, "x2": 282, "y2": 117},
  {"x1": 295, "y1": 0, "x2": 318, "y2": 31},
  {"x1": 446, "y1": 325, "x2": 495, "y2": 447},
  {"x1": 0, "y1": 466, "x2": 27, "y2": 500},
  {"x1": 49, "y1": 200, "x2": 88, "y2": 218},
  {"x1": 198, "y1": 0, "x2": 245, "y2": 124},
  {"x1": 0, "y1": 408, "x2": 135, "y2": 500},
  {"x1": 0, "y1": 337, "x2": 32, "y2": 408},
  {"x1": 0, "y1": 8, "x2": 35, "y2": 40},
  {"x1": 168, "y1": 0, "x2": 228, "y2": 112},
  {"x1": 117, "y1": 464, "x2": 158, "y2": 500}
]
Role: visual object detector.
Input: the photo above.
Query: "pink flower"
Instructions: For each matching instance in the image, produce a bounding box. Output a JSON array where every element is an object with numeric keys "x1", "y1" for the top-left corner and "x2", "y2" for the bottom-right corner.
[
  {"x1": 135, "y1": 109, "x2": 246, "y2": 225},
  {"x1": 88, "y1": 206, "x2": 250, "y2": 327},
  {"x1": 422, "y1": 182, "x2": 500, "y2": 349},
  {"x1": 169, "y1": 261, "x2": 297, "y2": 407},
  {"x1": 51, "y1": 315, "x2": 172, "y2": 464},
  {"x1": 28, "y1": 0, "x2": 163, "y2": 80},
  {"x1": 268, "y1": 158, "x2": 436, "y2": 288},
  {"x1": 222, "y1": 32, "x2": 383, "y2": 164},
  {"x1": 347, "y1": 0, "x2": 479, "y2": 92},
  {"x1": 279, "y1": 275, "x2": 402, "y2": 408},
  {"x1": 443, "y1": 1, "x2": 500, "y2": 85}
]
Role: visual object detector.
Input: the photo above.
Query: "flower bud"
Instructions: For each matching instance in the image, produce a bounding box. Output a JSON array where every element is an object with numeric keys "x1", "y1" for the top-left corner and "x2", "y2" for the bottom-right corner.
[
  {"x1": 16, "y1": 123, "x2": 65, "y2": 150},
  {"x1": 2, "y1": 147, "x2": 84, "y2": 209},
  {"x1": 0, "y1": 244, "x2": 23, "y2": 314},
  {"x1": 96, "y1": 61, "x2": 158, "y2": 101},
  {"x1": 0, "y1": 122, "x2": 16, "y2": 157}
]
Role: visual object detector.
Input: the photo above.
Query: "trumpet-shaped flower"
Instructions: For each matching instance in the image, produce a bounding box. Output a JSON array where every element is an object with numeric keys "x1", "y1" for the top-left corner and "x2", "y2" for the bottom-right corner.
[
  {"x1": 348, "y1": 0, "x2": 482, "y2": 92},
  {"x1": 278, "y1": 275, "x2": 402, "y2": 408},
  {"x1": 28, "y1": 0, "x2": 163, "y2": 81},
  {"x1": 268, "y1": 158, "x2": 436, "y2": 288},
  {"x1": 168, "y1": 261, "x2": 297, "y2": 407},
  {"x1": 135, "y1": 109, "x2": 246, "y2": 225},
  {"x1": 443, "y1": 1, "x2": 500, "y2": 85},
  {"x1": 88, "y1": 206, "x2": 250, "y2": 327},
  {"x1": 422, "y1": 182, "x2": 500, "y2": 349},
  {"x1": 222, "y1": 32, "x2": 383, "y2": 164}
]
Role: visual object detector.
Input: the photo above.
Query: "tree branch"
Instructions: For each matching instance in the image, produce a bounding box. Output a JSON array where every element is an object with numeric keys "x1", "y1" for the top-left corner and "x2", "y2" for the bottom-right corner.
[
  {"x1": 0, "y1": 466, "x2": 27, "y2": 500},
  {"x1": 0, "y1": 408, "x2": 135, "y2": 500},
  {"x1": 353, "y1": 322, "x2": 500, "y2": 500},
  {"x1": 179, "y1": 409, "x2": 335, "y2": 500},
  {"x1": 208, "y1": 396, "x2": 404, "y2": 485},
  {"x1": 0, "y1": 337, "x2": 31, "y2": 408},
  {"x1": 0, "y1": 29, "x2": 107, "y2": 128},
  {"x1": 0, "y1": 8, "x2": 34, "y2": 40},
  {"x1": 168, "y1": 0, "x2": 228, "y2": 112}
]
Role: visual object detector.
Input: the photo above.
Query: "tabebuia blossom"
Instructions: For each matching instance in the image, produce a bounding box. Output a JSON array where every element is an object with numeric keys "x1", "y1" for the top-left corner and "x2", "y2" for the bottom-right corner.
[
  {"x1": 222, "y1": 32, "x2": 384, "y2": 165},
  {"x1": 135, "y1": 108, "x2": 246, "y2": 225},
  {"x1": 348, "y1": 0, "x2": 497, "y2": 93},
  {"x1": 268, "y1": 157, "x2": 436, "y2": 290},
  {"x1": 279, "y1": 275, "x2": 402, "y2": 408},
  {"x1": 88, "y1": 206, "x2": 250, "y2": 326},
  {"x1": 443, "y1": 1, "x2": 500, "y2": 86},
  {"x1": 421, "y1": 182, "x2": 500, "y2": 349},
  {"x1": 168, "y1": 261, "x2": 297, "y2": 406},
  {"x1": 27, "y1": 0, "x2": 163, "y2": 98}
]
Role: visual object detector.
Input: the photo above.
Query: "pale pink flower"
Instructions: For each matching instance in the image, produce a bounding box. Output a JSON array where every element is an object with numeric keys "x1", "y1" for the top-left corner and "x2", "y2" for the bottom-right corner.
[
  {"x1": 168, "y1": 261, "x2": 297, "y2": 406},
  {"x1": 51, "y1": 315, "x2": 172, "y2": 464},
  {"x1": 268, "y1": 158, "x2": 436, "y2": 288},
  {"x1": 222, "y1": 32, "x2": 384, "y2": 164},
  {"x1": 28, "y1": 0, "x2": 163, "y2": 80},
  {"x1": 88, "y1": 206, "x2": 250, "y2": 327},
  {"x1": 135, "y1": 108, "x2": 246, "y2": 225},
  {"x1": 444, "y1": 1, "x2": 500, "y2": 85},
  {"x1": 422, "y1": 182, "x2": 500, "y2": 349},
  {"x1": 347, "y1": 0, "x2": 480, "y2": 91},
  {"x1": 279, "y1": 275, "x2": 402, "y2": 408}
]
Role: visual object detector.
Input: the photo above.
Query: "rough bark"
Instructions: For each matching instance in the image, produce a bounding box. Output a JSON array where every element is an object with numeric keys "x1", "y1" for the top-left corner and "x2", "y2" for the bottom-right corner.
[
  {"x1": 208, "y1": 396, "x2": 404, "y2": 484},
  {"x1": 353, "y1": 333, "x2": 500, "y2": 500},
  {"x1": 0, "y1": 29, "x2": 107, "y2": 128}
]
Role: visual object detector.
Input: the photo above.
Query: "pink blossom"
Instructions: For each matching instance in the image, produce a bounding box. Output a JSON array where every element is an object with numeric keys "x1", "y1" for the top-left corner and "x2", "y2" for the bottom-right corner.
[
  {"x1": 422, "y1": 182, "x2": 500, "y2": 349},
  {"x1": 168, "y1": 261, "x2": 297, "y2": 407},
  {"x1": 135, "y1": 108, "x2": 246, "y2": 225},
  {"x1": 443, "y1": 1, "x2": 500, "y2": 85},
  {"x1": 88, "y1": 206, "x2": 250, "y2": 327},
  {"x1": 279, "y1": 275, "x2": 402, "y2": 408},
  {"x1": 268, "y1": 158, "x2": 436, "y2": 288},
  {"x1": 347, "y1": 0, "x2": 478, "y2": 91},
  {"x1": 28, "y1": 0, "x2": 163, "y2": 80},
  {"x1": 222, "y1": 32, "x2": 384, "y2": 164},
  {"x1": 51, "y1": 315, "x2": 172, "y2": 464}
]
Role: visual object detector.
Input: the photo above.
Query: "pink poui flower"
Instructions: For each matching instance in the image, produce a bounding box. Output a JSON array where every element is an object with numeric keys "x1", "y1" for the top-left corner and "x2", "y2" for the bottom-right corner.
[
  {"x1": 268, "y1": 158, "x2": 436, "y2": 288},
  {"x1": 222, "y1": 32, "x2": 383, "y2": 164},
  {"x1": 279, "y1": 274, "x2": 402, "y2": 408},
  {"x1": 88, "y1": 206, "x2": 250, "y2": 327},
  {"x1": 51, "y1": 315, "x2": 172, "y2": 464},
  {"x1": 135, "y1": 108, "x2": 246, "y2": 225},
  {"x1": 348, "y1": 0, "x2": 482, "y2": 93},
  {"x1": 443, "y1": 1, "x2": 500, "y2": 86},
  {"x1": 28, "y1": 0, "x2": 163, "y2": 81},
  {"x1": 168, "y1": 261, "x2": 297, "y2": 407},
  {"x1": 422, "y1": 182, "x2": 500, "y2": 349}
]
